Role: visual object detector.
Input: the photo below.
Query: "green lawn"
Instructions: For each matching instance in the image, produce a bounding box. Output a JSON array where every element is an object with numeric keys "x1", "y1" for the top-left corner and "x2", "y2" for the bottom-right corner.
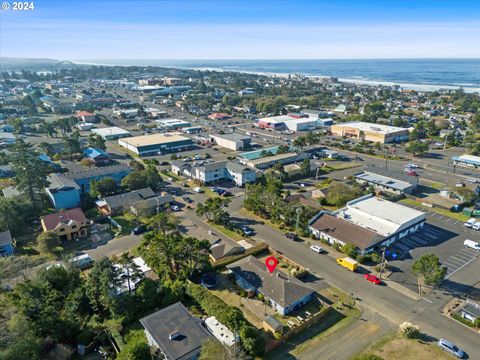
[
  {"x1": 111, "y1": 215, "x2": 135, "y2": 235},
  {"x1": 209, "y1": 223, "x2": 245, "y2": 242},
  {"x1": 400, "y1": 198, "x2": 469, "y2": 222}
]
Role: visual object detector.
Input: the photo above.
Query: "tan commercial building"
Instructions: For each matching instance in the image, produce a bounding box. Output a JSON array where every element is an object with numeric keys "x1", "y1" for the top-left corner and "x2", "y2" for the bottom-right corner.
[{"x1": 331, "y1": 122, "x2": 410, "y2": 143}]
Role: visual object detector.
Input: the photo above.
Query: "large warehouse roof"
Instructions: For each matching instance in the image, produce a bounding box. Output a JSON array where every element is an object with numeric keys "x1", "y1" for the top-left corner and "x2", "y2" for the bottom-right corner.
[
  {"x1": 337, "y1": 195, "x2": 425, "y2": 236},
  {"x1": 335, "y1": 122, "x2": 408, "y2": 134},
  {"x1": 119, "y1": 132, "x2": 190, "y2": 147}
]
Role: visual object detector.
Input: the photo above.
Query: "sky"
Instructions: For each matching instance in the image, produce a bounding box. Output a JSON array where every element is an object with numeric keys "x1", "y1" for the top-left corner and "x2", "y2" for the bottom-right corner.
[{"x1": 1, "y1": 0, "x2": 479, "y2": 60}]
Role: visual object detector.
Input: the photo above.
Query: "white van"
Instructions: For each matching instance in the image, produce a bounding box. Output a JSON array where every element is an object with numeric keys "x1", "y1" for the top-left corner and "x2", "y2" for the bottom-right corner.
[
  {"x1": 463, "y1": 218, "x2": 476, "y2": 228},
  {"x1": 69, "y1": 254, "x2": 94, "y2": 269},
  {"x1": 473, "y1": 222, "x2": 480, "y2": 231},
  {"x1": 464, "y1": 239, "x2": 480, "y2": 251}
]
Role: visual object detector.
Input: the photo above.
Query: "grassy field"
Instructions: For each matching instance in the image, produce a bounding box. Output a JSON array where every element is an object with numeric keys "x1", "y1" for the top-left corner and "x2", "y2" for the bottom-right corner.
[
  {"x1": 208, "y1": 222, "x2": 245, "y2": 242},
  {"x1": 400, "y1": 198, "x2": 469, "y2": 222},
  {"x1": 111, "y1": 215, "x2": 135, "y2": 235},
  {"x1": 352, "y1": 333, "x2": 453, "y2": 360}
]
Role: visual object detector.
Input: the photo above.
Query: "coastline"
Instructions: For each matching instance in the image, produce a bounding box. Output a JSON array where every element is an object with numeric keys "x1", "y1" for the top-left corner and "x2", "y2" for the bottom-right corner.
[{"x1": 72, "y1": 60, "x2": 480, "y2": 94}]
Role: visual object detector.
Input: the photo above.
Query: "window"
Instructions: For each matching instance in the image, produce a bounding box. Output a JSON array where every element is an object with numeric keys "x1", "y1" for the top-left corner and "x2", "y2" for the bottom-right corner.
[
  {"x1": 71, "y1": 225, "x2": 77, "y2": 230},
  {"x1": 59, "y1": 228, "x2": 65, "y2": 232}
]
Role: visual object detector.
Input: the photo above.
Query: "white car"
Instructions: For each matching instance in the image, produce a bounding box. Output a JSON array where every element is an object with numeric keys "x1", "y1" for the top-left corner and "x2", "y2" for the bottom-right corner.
[
  {"x1": 310, "y1": 244, "x2": 324, "y2": 254},
  {"x1": 464, "y1": 239, "x2": 480, "y2": 251},
  {"x1": 407, "y1": 163, "x2": 419, "y2": 168},
  {"x1": 466, "y1": 178, "x2": 479, "y2": 184},
  {"x1": 171, "y1": 205, "x2": 180, "y2": 211},
  {"x1": 463, "y1": 218, "x2": 476, "y2": 228},
  {"x1": 193, "y1": 187, "x2": 204, "y2": 193}
]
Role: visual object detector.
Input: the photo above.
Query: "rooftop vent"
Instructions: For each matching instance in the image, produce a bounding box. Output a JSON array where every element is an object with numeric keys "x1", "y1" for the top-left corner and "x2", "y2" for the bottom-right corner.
[{"x1": 169, "y1": 331, "x2": 181, "y2": 340}]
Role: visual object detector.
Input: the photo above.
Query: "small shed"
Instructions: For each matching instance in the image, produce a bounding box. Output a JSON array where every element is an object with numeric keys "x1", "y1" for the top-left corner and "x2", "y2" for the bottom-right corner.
[
  {"x1": 460, "y1": 299, "x2": 480, "y2": 323},
  {"x1": 263, "y1": 315, "x2": 283, "y2": 334}
]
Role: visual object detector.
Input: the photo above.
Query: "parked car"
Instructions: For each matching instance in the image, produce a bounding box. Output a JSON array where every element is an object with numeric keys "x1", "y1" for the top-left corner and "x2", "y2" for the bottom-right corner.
[
  {"x1": 437, "y1": 339, "x2": 465, "y2": 358},
  {"x1": 407, "y1": 171, "x2": 418, "y2": 176},
  {"x1": 464, "y1": 239, "x2": 480, "y2": 250},
  {"x1": 200, "y1": 273, "x2": 217, "y2": 289},
  {"x1": 406, "y1": 163, "x2": 419, "y2": 168},
  {"x1": 171, "y1": 205, "x2": 180, "y2": 211},
  {"x1": 473, "y1": 222, "x2": 480, "y2": 231},
  {"x1": 193, "y1": 187, "x2": 204, "y2": 193},
  {"x1": 466, "y1": 177, "x2": 479, "y2": 183},
  {"x1": 131, "y1": 225, "x2": 147, "y2": 235},
  {"x1": 363, "y1": 274, "x2": 381, "y2": 285},
  {"x1": 241, "y1": 226, "x2": 254, "y2": 236},
  {"x1": 463, "y1": 218, "x2": 476, "y2": 228},
  {"x1": 183, "y1": 196, "x2": 194, "y2": 203},
  {"x1": 310, "y1": 244, "x2": 324, "y2": 254},
  {"x1": 160, "y1": 161, "x2": 169, "y2": 166},
  {"x1": 284, "y1": 232, "x2": 297, "y2": 241},
  {"x1": 221, "y1": 191, "x2": 232, "y2": 197}
]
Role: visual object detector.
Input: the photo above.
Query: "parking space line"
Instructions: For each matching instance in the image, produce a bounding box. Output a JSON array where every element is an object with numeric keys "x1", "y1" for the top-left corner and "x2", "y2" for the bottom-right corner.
[
  {"x1": 438, "y1": 215, "x2": 445, "y2": 220},
  {"x1": 445, "y1": 218, "x2": 452, "y2": 222},
  {"x1": 447, "y1": 257, "x2": 465, "y2": 265},
  {"x1": 453, "y1": 220, "x2": 460, "y2": 225},
  {"x1": 453, "y1": 253, "x2": 474, "y2": 261},
  {"x1": 446, "y1": 255, "x2": 479, "y2": 279}
]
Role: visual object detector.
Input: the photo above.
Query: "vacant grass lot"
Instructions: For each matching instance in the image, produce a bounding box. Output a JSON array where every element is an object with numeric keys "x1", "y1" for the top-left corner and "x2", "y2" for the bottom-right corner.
[
  {"x1": 400, "y1": 198, "x2": 469, "y2": 222},
  {"x1": 352, "y1": 333, "x2": 453, "y2": 360}
]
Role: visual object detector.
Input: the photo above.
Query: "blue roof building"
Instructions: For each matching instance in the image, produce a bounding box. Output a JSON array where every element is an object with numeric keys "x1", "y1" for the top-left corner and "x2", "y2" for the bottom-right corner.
[
  {"x1": 0, "y1": 230, "x2": 14, "y2": 257},
  {"x1": 46, "y1": 173, "x2": 81, "y2": 210},
  {"x1": 83, "y1": 147, "x2": 110, "y2": 165}
]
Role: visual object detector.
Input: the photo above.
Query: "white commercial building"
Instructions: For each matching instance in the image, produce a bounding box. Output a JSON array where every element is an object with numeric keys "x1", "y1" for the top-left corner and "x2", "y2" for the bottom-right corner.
[
  {"x1": 452, "y1": 154, "x2": 480, "y2": 169},
  {"x1": 92, "y1": 126, "x2": 131, "y2": 140},
  {"x1": 119, "y1": 132, "x2": 193, "y2": 156},
  {"x1": 309, "y1": 194, "x2": 426, "y2": 252},
  {"x1": 113, "y1": 108, "x2": 138, "y2": 119},
  {"x1": 283, "y1": 117, "x2": 318, "y2": 132},
  {"x1": 155, "y1": 118, "x2": 192, "y2": 130},
  {"x1": 210, "y1": 133, "x2": 252, "y2": 151}
]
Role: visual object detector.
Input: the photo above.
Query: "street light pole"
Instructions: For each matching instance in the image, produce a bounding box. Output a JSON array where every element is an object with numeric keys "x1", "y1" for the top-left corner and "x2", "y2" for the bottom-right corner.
[
  {"x1": 379, "y1": 247, "x2": 387, "y2": 280},
  {"x1": 295, "y1": 207, "x2": 302, "y2": 236}
]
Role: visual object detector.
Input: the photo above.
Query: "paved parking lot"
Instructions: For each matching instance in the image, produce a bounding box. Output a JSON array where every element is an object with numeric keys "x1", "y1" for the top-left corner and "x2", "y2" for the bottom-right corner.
[{"x1": 443, "y1": 248, "x2": 479, "y2": 279}]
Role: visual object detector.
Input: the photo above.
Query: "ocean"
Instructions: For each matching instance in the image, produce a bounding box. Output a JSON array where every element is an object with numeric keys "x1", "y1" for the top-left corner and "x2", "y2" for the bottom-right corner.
[{"x1": 76, "y1": 59, "x2": 480, "y2": 93}]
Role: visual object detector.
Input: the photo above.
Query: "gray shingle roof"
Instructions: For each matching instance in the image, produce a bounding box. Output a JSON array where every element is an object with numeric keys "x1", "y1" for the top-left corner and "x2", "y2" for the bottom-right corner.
[
  {"x1": 65, "y1": 164, "x2": 131, "y2": 181},
  {"x1": 102, "y1": 187, "x2": 155, "y2": 210},
  {"x1": 227, "y1": 256, "x2": 314, "y2": 308},
  {"x1": 47, "y1": 173, "x2": 80, "y2": 192},
  {"x1": 0, "y1": 230, "x2": 12, "y2": 246},
  {"x1": 140, "y1": 302, "x2": 211, "y2": 360}
]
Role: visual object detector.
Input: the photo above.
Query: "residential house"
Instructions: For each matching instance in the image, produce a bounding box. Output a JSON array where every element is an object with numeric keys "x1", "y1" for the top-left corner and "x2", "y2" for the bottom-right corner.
[
  {"x1": 227, "y1": 256, "x2": 315, "y2": 315},
  {"x1": 76, "y1": 111, "x2": 96, "y2": 123},
  {"x1": 459, "y1": 299, "x2": 480, "y2": 324},
  {"x1": 140, "y1": 302, "x2": 212, "y2": 360},
  {"x1": 0, "y1": 230, "x2": 14, "y2": 256},
  {"x1": 40, "y1": 208, "x2": 88, "y2": 241},
  {"x1": 0, "y1": 165, "x2": 14, "y2": 178},
  {"x1": 95, "y1": 187, "x2": 173, "y2": 216},
  {"x1": 209, "y1": 238, "x2": 245, "y2": 262},
  {"x1": 0, "y1": 132, "x2": 16, "y2": 146},
  {"x1": 63, "y1": 164, "x2": 131, "y2": 194},
  {"x1": 45, "y1": 173, "x2": 81, "y2": 210},
  {"x1": 171, "y1": 160, "x2": 256, "y2": 187},
  {"x1": 83, "y1": 147, "x2": 110, "y2": 165}
]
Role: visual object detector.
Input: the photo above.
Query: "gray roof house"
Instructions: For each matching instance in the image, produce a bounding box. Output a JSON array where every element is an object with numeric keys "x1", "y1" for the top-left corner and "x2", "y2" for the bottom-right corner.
[
  {"x1": 140, "y1": 302, "x2": 212, "y2": 360},
  {"x1": 227, "y1": 256, "x2": 314, "y2": 315},
  {"x1": 354, "y1": 171, "x2": 417, "y2": 195},
  {"x1": 96, "y1": 187, "x2": 173, "y2": 215}
]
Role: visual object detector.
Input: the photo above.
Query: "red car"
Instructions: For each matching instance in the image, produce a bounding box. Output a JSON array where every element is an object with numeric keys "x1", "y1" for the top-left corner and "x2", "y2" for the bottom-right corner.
[
  {"x1": 363, "y1": 274, "x2": 381, "y2": 285},
  {"x1": 407, "y1": 171, "x2": 418, "y2": 176}
]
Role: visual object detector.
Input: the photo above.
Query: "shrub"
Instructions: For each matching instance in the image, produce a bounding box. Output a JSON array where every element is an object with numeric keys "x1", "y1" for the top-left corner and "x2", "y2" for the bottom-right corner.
[
  {"x1": 342, "y1": 243, "x2": 358, "y2": 258},
  {"x1": 399, "y1": 322, "x2": 421, "y2": 339},
  {"x1": 370, "y1": 253, "x2": 382, "y2": 264},
  {"x1": 356, "y1": 254, "x2": 369, "y2": 264}
]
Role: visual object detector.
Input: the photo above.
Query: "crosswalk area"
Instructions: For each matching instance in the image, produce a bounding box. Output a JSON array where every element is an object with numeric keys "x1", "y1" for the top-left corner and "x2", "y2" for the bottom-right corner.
[
  {"x1": 390, "y1": 224, "x2": 445, "y2": 254},
  {"x1": 443, "y1": 248, "x2": 479, "y2": 279}
]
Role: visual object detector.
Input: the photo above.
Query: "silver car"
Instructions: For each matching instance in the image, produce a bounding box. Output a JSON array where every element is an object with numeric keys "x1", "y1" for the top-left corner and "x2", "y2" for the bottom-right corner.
[{"x1": 437, "y1": 339, "x2": 465, "y2": 358}]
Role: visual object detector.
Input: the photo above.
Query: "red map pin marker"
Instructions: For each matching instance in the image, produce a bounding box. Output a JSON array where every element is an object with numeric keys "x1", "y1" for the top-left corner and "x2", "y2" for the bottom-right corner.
[{"x1": 265, "y1": 256, "x2": 278, "y2": 273}]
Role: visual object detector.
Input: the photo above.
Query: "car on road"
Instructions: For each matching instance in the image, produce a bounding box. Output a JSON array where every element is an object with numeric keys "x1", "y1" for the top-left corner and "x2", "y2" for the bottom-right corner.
[
  {"x1": 437, "y1": 339, "x2": 465, "y2": 358},
  {"x1": 241, "y1": 226, "x2": 254, "y2": 236},
  {"x1": 183, "y1": 196, "x2": 194, "y2": 204},
  {"x1": 310, "y1": 244, "x2": 324, "y2": 254},
  {"x1": 406, "y1": 163, "x2": 419, "y2": 168},
  {"x1": 363, "y1": 274, "x2": 381, "y2": 285},
  {"x1": 284, "y1": 232, "x2": 298, "y2": 241},
  {"x1": 221, "y1": 191, "x2": 232, "y2": 197},
  {"x1": 466, "y1": 177, "x2": 479, "y2": 183},
  {"x1": 131, "y1": 225, "x2": 147, "y2": 235},
  {"x1": 464, "y1": 239, "x2": 480, "y2": 250}
]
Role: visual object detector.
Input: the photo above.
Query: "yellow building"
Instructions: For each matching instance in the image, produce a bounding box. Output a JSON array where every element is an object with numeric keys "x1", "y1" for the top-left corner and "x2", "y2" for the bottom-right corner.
[
  {"x1": 331, "y1": 122, "x2": 410, "y2": 143},
  {"x1": 40, "y1": 208, "x2": 88, "y2": 241}
]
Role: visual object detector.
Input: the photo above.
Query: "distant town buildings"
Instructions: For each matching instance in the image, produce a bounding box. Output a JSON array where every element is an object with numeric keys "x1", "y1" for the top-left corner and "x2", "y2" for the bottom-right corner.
[{"x1": 331, "y1": 122, "x2": 410, "y2": 143}]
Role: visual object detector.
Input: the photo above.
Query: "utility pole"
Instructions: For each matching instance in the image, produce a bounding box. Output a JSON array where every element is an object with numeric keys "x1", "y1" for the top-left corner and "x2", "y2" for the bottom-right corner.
[{"x1": 379, "y1": 247, "x2": 387, "y2": 280}]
